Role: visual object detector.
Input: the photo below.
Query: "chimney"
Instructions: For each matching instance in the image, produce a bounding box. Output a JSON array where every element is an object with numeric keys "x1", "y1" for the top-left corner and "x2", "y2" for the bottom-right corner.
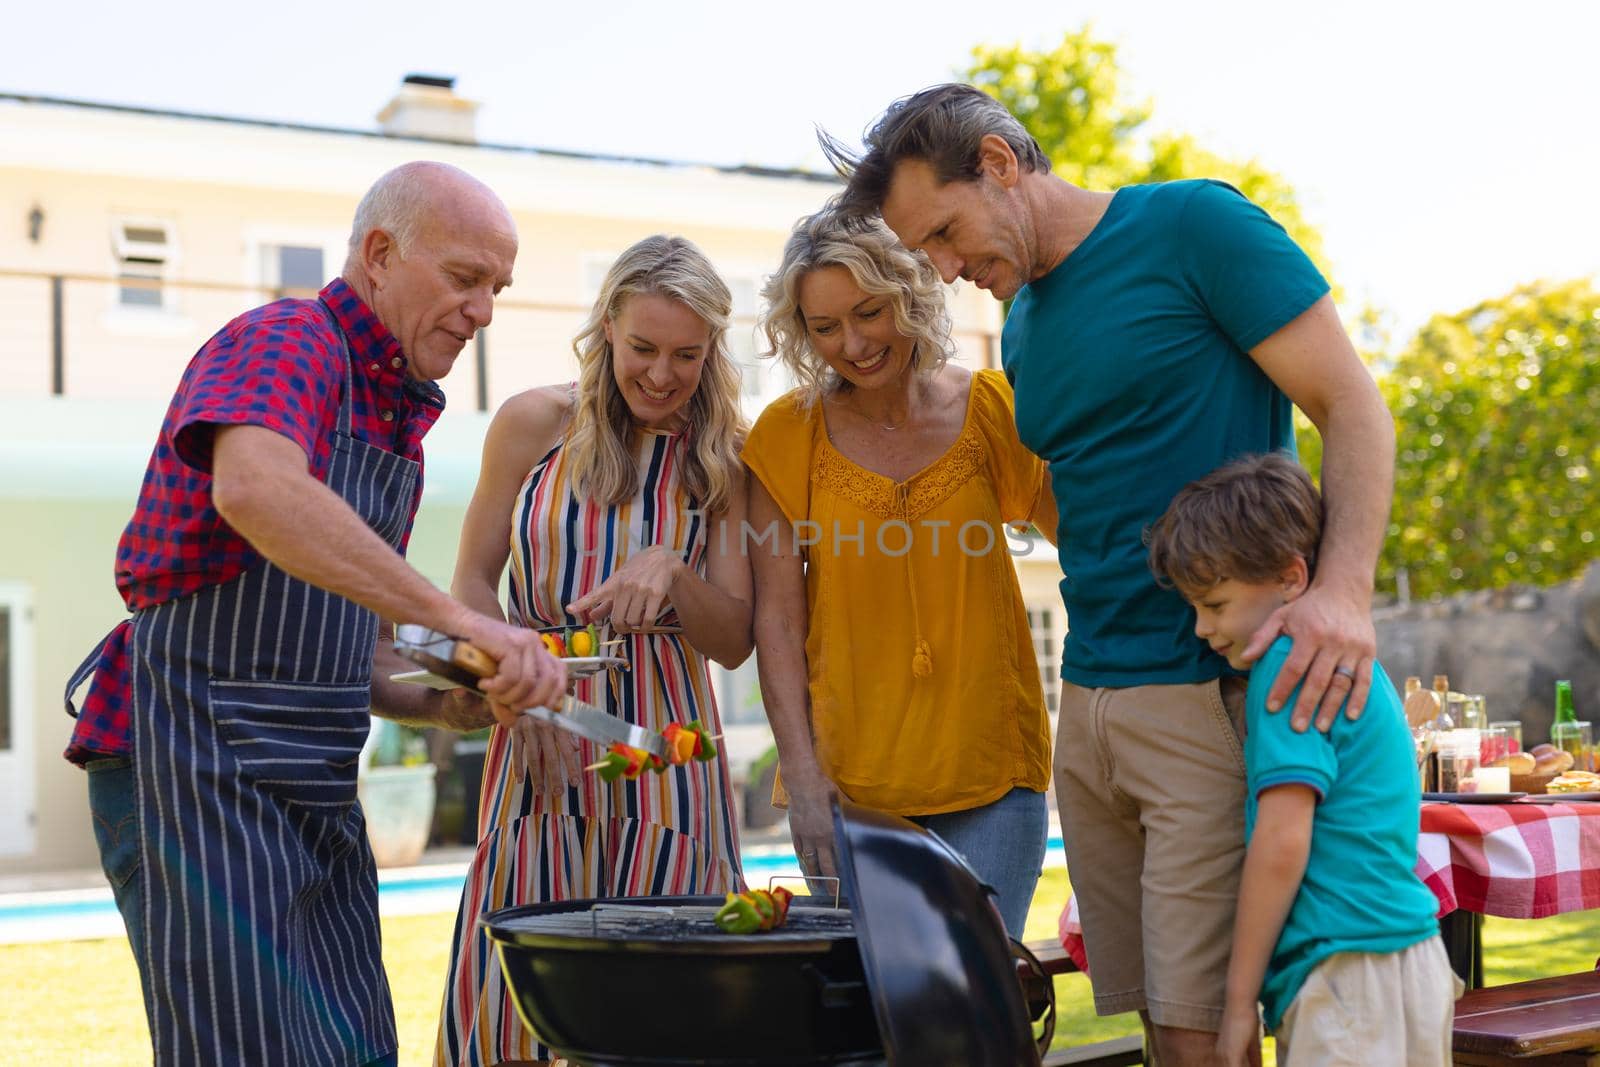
[{"x1": 376, "y1": 74, "x2": 480, "y2": 144}]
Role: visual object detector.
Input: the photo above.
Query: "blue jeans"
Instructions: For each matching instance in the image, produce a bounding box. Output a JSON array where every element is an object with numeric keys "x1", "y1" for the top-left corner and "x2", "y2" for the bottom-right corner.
[
  {"x1": 86, "y1": 757, "x2": 146, "y2": 970},
  {"x1": 911, "y1": 786, "x2": 1048, "y2": 936}
]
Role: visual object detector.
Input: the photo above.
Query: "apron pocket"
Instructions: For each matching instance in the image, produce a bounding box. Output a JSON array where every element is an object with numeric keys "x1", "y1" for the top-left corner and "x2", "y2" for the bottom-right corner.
[{"x1": 210, "y1": 679, "x2": 372, "y2": 809}]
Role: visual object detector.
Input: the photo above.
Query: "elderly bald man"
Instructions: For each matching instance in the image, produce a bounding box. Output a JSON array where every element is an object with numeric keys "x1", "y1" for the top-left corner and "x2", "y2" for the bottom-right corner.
[{"x1": 64, "y1": 161, "x2": 565, "y2": 1067}]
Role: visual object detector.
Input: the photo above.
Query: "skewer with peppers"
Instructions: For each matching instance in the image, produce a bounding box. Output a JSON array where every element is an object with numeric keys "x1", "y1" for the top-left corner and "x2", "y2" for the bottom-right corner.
[
  {"x1": 714, "y1": 886, "x2": 794, "y2": 934},
  {"x1": 588, "y1": 719, "x2": 718, "y2": 782},
  {"x1": 539, "y1": 623, "x2": 602, "y2": 658}
]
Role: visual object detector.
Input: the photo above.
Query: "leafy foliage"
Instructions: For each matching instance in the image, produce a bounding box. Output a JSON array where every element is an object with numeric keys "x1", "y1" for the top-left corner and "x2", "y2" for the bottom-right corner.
[
  {"x1": 1380, "y1": 280, "x2": 1599, "y2": 596},
  {"x1": 965, "y1": 35, "x2": 1150, "y2": 196},
  {"x1": 968, "y1": 32, "x2": 1338, "y2": 515},
  {"x1": 965, "y1": 28, "x2": 1598, "y2": 598},
  {"x1": 965, "y1": 28, "x2": 1333, "y2": 286}
]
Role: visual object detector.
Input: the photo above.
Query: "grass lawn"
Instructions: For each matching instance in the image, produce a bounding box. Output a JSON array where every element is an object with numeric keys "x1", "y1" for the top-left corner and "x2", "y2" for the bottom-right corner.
[{"x1": 6, "y1": 870, "x2": 1599, "y2": 1065}]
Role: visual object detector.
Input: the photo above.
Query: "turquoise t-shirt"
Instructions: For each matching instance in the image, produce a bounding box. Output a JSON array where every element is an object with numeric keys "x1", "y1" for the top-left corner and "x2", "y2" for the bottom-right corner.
[
  {"x1": 1245, "y1": 636, "x2": 1440, "y2": 1031},
  {"x1": 1003, "y1": 179, "x2": 1330, "y2": 686}
]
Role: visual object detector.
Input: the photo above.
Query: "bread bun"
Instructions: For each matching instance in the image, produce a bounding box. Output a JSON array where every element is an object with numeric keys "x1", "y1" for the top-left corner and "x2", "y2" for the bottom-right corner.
[
  {"x1": 1493, "y1": 751, "x2": 1537, "y2": 775},
  {"x1": 1532, "y1": 743, "x2": 1559, "y2": 758},
  {"x1": 1534, "y1": 749, "x2": 1575, "y2": 775}
]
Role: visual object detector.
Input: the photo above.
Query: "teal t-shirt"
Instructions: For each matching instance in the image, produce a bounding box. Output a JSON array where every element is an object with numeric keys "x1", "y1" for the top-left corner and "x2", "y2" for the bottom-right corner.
[
  {"x1": 1245, "y1": 636, "x2": 1440, "y2": 1030},
  {"x1": 1003, "y1": 179, "x2": 1330, "y2": 686}
]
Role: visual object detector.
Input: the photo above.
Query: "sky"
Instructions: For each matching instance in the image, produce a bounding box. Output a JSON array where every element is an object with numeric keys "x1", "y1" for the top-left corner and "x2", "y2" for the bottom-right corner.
[{"x1": 8, "y1": 0, "x2": 1598, "y2": 343}]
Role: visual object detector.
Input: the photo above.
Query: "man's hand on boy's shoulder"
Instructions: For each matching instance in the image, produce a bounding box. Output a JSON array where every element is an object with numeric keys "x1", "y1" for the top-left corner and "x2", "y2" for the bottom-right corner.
[{"x1": 1242, "y1": 584, "x2": 1376, "y2": 734}]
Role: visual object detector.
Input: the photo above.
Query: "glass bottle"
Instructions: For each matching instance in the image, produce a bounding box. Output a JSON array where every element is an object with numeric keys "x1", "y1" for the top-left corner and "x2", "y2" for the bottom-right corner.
[
  {"x1": 1432, "y1": 675, "x2": 1454, "y2": 730},
  {"x1": 1555, "y1": 680, "x2": 1576, "y2": 727},
  {"x1": 1552, "y1": 680, "x2": 1589, "y2": 770}
]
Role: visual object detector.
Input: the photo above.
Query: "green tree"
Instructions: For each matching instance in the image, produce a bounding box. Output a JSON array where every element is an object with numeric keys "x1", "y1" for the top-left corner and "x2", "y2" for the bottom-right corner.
[
  {"x1": 965, "y1": 35, "x2": 1150, "y2": 196},
  {"x1": 967, "y1": 28, "x2": 1337, "y2": 479},
  {"x1": 966, "y1": 28, "x2": 1332, "y2": 283},
  {"x1": 1381, "y1": 280, "x2": 1599, "y2": 597}
]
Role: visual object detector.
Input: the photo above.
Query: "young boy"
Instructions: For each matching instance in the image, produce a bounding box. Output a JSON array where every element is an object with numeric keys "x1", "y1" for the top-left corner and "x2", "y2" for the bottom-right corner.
[{"x1": 1147, "y1": 453, "x2": 1459, "y2": 1066}]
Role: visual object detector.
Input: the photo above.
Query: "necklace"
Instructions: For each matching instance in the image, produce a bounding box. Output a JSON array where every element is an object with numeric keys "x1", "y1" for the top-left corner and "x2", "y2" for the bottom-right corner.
[{"x1": 843, "y1": 393, "x2": 912, "y2": 433}]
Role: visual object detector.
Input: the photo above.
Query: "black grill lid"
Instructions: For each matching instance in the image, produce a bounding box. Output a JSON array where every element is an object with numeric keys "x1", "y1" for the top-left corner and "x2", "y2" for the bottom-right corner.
[{"x1": 832, "y1": 798, "x2": 1040, "y2": 1066}]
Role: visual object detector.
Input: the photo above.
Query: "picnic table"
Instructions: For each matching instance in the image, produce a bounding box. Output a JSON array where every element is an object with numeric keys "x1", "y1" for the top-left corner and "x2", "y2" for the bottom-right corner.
[{"x1": 1057, "y1": 798, "x2": 1600, "y2": 990}]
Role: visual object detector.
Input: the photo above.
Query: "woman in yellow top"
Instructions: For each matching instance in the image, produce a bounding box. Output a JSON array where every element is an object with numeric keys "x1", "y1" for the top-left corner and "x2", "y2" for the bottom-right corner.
[{"x1": 743, "y1": 208, "x2": 1057, "y2": 933}]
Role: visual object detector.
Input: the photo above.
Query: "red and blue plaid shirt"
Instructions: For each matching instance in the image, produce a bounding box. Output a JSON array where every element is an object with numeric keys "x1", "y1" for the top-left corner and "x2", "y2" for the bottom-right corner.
[{"x1": 65, "y1": 279, "x2": 445, "y2": 764}]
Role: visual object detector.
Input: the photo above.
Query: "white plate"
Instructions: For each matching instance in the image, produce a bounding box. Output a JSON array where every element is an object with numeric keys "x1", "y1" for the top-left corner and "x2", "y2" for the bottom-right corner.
[
  {"x1": 389, "y1": 669, "x2": 467, "y2": 691},
  {"x1": 1522, "y1": 792, "x2": 1600, "y2": 803},
  {"x1": 559, "y1": 656, "x2": 629, "y2": 677},
  {"x1": 1422, "y1": 791, "x2": 1527, "y2": 804},
  {"x1": 539, "y1": 624, "x2": 682, "y2": 636},
  {"x1": 391, "y1": 656, "x2": 627, "y2": 690}
]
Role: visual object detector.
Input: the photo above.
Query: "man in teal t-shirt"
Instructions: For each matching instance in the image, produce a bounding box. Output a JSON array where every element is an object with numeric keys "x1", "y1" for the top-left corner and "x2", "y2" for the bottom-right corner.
[
  {"x1": 1002, "y1": 176, "x2": 1325, "y2": 685},
  {"x1": 825, "y1": 84, "x2": 1397, "y2": 1063}
]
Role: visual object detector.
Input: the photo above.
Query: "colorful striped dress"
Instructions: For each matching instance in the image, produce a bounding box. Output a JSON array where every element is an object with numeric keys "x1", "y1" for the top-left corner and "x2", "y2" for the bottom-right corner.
[{"x1": 434, "y1": 427, "x2": 744, "y2": 1066}]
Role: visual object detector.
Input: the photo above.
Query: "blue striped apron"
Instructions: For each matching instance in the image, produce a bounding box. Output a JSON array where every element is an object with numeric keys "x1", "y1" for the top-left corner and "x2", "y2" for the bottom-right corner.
[{"x1": 125, "y1": 302, "x2": 415, "y2": 1065}]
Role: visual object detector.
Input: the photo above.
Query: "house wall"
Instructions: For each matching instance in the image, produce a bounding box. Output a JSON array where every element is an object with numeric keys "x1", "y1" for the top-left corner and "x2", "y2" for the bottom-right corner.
[{"x1": 0, "y1": 95, "x2": 1035, "y2": 875}]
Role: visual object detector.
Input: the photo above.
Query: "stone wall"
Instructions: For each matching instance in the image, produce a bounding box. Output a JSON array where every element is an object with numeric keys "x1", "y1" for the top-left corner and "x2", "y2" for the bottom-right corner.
[{"x1": 1374, "y1": 561, "x2": 1600, "y2": 747}]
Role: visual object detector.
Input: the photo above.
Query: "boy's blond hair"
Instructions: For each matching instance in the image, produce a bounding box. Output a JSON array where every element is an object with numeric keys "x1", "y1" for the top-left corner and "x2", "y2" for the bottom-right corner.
[{"x1": 1147, "y1": 452, "x2": 1324, "y2": 597}]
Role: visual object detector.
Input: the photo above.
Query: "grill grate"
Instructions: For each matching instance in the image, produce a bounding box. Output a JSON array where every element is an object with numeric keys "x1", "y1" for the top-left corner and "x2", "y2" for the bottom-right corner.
[{"x1": 497, "y1": 903, "x2": 856, "y2": 944}]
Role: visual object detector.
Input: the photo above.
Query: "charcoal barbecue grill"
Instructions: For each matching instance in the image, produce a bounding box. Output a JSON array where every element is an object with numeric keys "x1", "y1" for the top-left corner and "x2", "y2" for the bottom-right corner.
[{"x1": 483, "y1": 799, "x2": 1057, "y2": 1066}]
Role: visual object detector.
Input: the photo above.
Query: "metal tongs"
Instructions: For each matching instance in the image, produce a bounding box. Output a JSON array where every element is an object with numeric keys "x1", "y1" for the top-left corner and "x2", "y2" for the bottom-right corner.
[{"x1": 392, "y1": 624, "x2": 669, "y2": 760}]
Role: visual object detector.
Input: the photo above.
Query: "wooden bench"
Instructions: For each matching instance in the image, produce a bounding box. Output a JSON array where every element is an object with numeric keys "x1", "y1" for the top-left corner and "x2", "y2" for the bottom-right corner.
[
  {"x1": 1024, "y1": 938, "x2": 1148, "y2": 1066},
  {"x1": 1453, "y1": 969, "x2": 1600, "y2": 1064}
]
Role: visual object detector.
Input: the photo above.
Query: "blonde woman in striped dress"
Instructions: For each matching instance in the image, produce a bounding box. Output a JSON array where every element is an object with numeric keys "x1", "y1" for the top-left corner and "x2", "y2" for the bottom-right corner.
[{"x1": 434, "y1": 236, "x2": 753, "y2": 1067}]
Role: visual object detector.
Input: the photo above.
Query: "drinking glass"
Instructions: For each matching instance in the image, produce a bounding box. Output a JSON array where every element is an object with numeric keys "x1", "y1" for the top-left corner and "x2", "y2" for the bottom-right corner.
[
  {"x1": 1551, "y1": 720, "x2": 1593, "y2": 772},
  {"x1": 1472, "y1": 765, "x2": 1511, "y2": 794},
  {"x1": 1449, "y1": 693, "x2": 1488, "y2": 731},
  {"x1": 1489, "y1": 719, "x2": 1523, "y2": 753},
  {"x1": 1413, "y1": 726, "x2": 1436, "y2": 791},
  {"x1": 1479, "y1": 724, "x2": 1514, "y2": 767},
  {"x1": 1440, "y1": 729, "x2": 1481, "y2": 793}
]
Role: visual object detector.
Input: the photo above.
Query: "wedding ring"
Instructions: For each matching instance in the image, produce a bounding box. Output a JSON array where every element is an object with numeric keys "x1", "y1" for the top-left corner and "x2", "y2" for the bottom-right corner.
[{"x1": 1333, "y1": 666, "x2": 1356, "y2": 681}]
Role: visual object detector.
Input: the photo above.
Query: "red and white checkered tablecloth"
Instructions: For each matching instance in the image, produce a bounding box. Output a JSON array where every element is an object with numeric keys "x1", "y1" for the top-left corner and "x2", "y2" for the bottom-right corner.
[{"x1": 1057, "y1": 800, "x2": 1600, "y2": 974}]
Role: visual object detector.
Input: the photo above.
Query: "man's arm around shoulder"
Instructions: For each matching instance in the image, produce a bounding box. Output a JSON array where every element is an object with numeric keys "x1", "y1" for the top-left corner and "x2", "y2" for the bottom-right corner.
[{"x1": 1243, "y1": 296, "x2": 1393, "y2": 731}]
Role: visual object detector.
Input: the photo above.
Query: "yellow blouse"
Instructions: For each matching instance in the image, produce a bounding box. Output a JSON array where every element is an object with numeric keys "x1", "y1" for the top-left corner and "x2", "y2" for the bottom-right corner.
[{"x1": 742, "y1": 369, "x2": 1053, "y2": 816}]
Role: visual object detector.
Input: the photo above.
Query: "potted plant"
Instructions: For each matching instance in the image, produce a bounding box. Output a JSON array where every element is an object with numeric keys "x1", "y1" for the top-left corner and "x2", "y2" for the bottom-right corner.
[
  {"x1": 450, "y1": 728, "x2": 492, "y2": 845},
  {"x1": 358, "y1": 720, "x2": 437, "y2": 868}
]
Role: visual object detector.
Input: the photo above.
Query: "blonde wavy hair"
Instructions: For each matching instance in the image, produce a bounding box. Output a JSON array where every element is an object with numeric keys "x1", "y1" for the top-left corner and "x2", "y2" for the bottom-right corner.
[
  {"x1": 759, "y1": 205, "x2": 953, "y2": 406},
  {"x1": 565, "y1": 235, "x2": 746, "y2": 516}
]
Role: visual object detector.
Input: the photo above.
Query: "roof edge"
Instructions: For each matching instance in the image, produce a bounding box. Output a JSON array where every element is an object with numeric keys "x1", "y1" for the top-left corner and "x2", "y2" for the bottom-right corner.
[{"x1": 0, "y1": 91, "x2": 840, "y2": 185}]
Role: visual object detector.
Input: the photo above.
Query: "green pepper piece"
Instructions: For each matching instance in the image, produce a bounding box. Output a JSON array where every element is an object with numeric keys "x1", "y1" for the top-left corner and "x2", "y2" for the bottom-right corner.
[
  {"x1": 594, "y1": 752, "x2": 629, "y2": 783},
  {"x1": 714, "y1": 892, "x2": 762, "y2": 935},
  {"x1": 747, "y1": 889, "x2": 780, "y2": 930}
]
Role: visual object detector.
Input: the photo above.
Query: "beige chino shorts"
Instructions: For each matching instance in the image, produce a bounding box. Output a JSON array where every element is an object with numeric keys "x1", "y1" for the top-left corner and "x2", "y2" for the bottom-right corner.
[
  {"x1": 1054, "y1": 677, "x2": 1249, "y2": 1031},
  {"x1": 1275, "y1": 937, "x2": 1462, "y2": 1066}
]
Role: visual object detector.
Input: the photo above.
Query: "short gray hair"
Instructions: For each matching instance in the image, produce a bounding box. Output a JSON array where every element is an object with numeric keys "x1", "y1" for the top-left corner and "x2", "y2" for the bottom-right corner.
[
  {"x1": 760, "y1": 205, "x2": 953, "y2": 405},
  {"x1": 346, "y1": 162, "x2": 435, "y2": 261},
  {"x1": 821, "y1": 83, "x2": 1050, "y2": 217}
]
